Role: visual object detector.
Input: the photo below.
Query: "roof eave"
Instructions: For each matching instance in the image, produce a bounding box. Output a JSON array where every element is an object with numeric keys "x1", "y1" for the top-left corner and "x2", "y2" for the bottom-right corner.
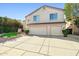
[{"x1": 25, "y1": 5, "x2": 64, "y2": 18}]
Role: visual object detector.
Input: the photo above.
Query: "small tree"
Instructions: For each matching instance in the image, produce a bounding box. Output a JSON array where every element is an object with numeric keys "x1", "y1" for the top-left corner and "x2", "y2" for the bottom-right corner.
[{"x1": 64, "y1": 3, "x2": 73, "y2": 21}]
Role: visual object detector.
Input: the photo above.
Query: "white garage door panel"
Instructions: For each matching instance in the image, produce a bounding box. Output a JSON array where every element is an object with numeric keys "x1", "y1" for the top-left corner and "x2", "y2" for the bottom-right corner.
[
  {"x1": 29, "y1": 23, "x2": 63, "y2": 35},
  {"x1": 51, "y1": 26, "x2": 62, "y2": 35},
  {"x1": 29, "y1": 27, "x2": 47, "y2": 35}
]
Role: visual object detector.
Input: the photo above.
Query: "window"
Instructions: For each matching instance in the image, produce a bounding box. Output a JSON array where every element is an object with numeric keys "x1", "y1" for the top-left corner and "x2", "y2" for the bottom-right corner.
[
  {"x1": 50, "y1": 13, "x2": 58, "y2": 20},
  {"x1": 33, "y1": 15, "x2": 40, "y2": 22}
]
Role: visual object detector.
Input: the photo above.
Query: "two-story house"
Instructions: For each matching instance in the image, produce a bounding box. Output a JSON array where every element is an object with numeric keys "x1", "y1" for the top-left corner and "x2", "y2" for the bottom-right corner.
[{"x1": 24, "y1": 5, "x2": 65, "y2": 35}]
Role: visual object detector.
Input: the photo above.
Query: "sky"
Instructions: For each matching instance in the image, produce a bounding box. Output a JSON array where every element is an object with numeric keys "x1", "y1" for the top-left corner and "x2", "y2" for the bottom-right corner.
[{"x1": 0, "y1": 3, "x2": 64, "y2": 20}]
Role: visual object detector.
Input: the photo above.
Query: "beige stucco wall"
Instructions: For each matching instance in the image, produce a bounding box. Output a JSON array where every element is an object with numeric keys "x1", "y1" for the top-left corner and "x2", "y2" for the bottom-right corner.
[
  {"x1": 25, "y1": 6, "x2": 64, "y2": 25},
  {"x1": 24, "y1": 6, "x2": 64, "y2": 35},
  {"x1": 72, "y1": 24, "x2": 79, "y2": 34}
]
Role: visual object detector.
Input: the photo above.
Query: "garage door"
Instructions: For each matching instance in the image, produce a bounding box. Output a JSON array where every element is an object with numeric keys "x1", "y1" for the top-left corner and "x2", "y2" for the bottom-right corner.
[
  {"x1": 51, "y1": 24, "x2": 63, "y2": 35},
  {"x1": 29, "y1": 25, "x2": 47, "y2": 35},
  {"x1": 28, "y1": 23, "x2": 63, "y2": 35}
]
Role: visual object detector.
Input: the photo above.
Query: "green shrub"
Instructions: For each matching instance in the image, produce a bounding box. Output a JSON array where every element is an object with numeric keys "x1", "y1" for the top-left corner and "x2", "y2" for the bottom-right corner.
[
  {"x1": 0, "y1": 26, "x2": 18, "y2": 33},
  {"x1": 24, "y1": 29, "x2": 29, "y2": 34},
  {"x1": 0, "y1": 16, "x2": 22, "y2": 33},
  {"x1": 0, "y1": 26, "x2": 3, "y2": 33},
  {"x1": 62, "y1": 29, "x2": 68, "y2": 37}
]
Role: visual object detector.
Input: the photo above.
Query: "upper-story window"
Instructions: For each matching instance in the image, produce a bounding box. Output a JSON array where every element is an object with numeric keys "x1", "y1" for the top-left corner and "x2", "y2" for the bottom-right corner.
[
  {"x1": 33, "y1": 15, "x2": 40, "y2": 22},
  {"x1": 50, "y1": 13, "x2": 58, "y2": 20}
]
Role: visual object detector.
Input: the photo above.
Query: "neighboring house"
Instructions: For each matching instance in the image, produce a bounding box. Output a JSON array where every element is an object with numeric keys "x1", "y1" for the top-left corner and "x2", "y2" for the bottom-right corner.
[{"x1": 24, "y1": 5, "x2": 65, "y2": 35}]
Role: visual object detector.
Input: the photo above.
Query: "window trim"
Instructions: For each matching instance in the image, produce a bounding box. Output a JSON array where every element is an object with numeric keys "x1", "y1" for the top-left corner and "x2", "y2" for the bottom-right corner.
[
  {"x1": 50, "y1": 13, "x2": 58, "y2": 20},
  {"x1": 33, "y1": 15, "x2": 40, "y2": 22}
]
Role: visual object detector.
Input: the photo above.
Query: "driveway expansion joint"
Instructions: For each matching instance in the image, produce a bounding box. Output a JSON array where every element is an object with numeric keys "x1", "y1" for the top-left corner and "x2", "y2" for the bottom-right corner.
[
  {"x1": 38, "y1": 39, "x2": 46, "y2": 53},
  {"x1": 75, "y1": 50, "x2": 79, "y2": 56}
]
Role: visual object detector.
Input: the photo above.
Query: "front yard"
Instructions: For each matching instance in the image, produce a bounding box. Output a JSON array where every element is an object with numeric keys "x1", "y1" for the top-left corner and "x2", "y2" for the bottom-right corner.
[
  {"x1": 0, "y1": 32, "x2": 19, "y2": 43},
  {"x1": 0, "y1": 32, "x2": 17, "y2": 39}
]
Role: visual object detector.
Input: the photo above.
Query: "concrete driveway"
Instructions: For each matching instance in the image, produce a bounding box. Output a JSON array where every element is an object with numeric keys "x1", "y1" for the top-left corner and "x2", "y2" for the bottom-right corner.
[{"x1": 0, "y1": 35, "x2": 79, "y2": 56}]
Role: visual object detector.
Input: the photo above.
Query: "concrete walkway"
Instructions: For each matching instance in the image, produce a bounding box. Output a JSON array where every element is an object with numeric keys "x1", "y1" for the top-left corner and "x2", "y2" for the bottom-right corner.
[{"x1": 0, "y1": 35, "x2": 79, "y2": 56}]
